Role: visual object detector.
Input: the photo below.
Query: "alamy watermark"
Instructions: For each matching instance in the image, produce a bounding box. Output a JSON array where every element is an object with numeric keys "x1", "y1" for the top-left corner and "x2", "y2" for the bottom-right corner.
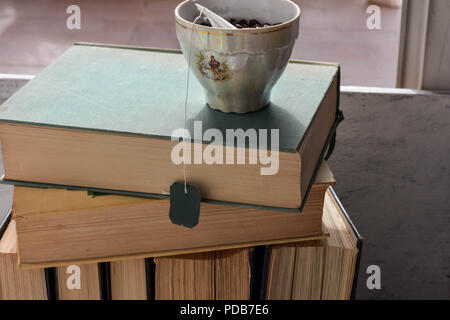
[
  {"x1": 366, "y1": 5, "x2": 382, "y2": 30},
  {"x1": 66, "y1": 265, "x2": 81, "y2": 290},
  {"x1": 65, "y1": 4, "x2": 381, "y2": 31},
  {"x1": 366, "y1": 265, "x2": 381, "y2": 290},
  {"x1": 66, "y1": 5, "x2": 81, "y2": 30},
  {"x1": 171, "y1": 121, "x2": 280, "y2": 175}
]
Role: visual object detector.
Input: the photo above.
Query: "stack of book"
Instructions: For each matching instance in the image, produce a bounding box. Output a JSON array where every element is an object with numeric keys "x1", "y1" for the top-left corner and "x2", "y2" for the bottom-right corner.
[{"x1": 0, "y1": 44, "x2": 361, "y2": 300}]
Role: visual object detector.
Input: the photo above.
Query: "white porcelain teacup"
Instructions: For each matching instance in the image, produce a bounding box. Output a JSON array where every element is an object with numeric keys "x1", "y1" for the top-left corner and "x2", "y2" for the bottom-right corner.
[{"x1": 175, "y1": 0, "x2": 301, "y2": 113}]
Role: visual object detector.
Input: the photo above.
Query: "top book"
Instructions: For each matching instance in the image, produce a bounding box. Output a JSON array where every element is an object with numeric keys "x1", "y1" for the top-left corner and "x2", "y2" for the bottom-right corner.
[{"x1": 0, "y1": 44, "x2": 339, "y2": 209}]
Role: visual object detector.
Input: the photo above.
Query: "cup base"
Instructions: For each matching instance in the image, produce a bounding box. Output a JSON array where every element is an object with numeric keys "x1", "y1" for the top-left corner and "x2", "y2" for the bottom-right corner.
[{"x1": 205, "y1": 92, "x2": 271, "y2": 114}]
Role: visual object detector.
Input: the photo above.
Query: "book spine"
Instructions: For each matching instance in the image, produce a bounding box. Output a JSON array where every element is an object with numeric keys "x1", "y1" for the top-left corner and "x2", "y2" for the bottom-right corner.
[
  {"x1": 351, "y1": 240, "x2": 363, "y2": 300},
  {"x1": 0, "y1": 178, "x2": 304, "y2": 213},
  {"x1": 2, "y1": 210, "x2": 53, "y2": 301},
  {"x1": 145, "y1": 258, "x2": 155, "y2": 300},
  {"x1": 329, "y1": 187, "x2": 363, "y2": 300},
  {"x1": 248, "y1": 249, "x2": 255, "y2": 300},
  {"x1": 44, "y1": 268, "x2": 58, "y2": 300},
  {"x1": 254, "y1": 245, "x2": 271, "y2": 300},
  {"x1": 300, "y1": 117, "x2": 343, "y2": 212},
  {"x1": 325, "y1": 64, "x2": 343, "y2": 162},
  {"x1": 98, "y1": 262, "x2": 111, "y2": 300},
  {"x1": 324, "y1": 110, "x2": 344, "y2": 161}
]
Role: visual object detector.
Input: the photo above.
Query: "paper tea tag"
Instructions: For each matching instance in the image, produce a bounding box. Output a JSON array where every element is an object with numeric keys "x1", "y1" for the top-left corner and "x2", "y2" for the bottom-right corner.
[
  {"x1": 195, "y1": 4, "x2": 237, "y2": 29},
  {"x1": 169, "y1": 182, "x2": 201, "y2": 228}
]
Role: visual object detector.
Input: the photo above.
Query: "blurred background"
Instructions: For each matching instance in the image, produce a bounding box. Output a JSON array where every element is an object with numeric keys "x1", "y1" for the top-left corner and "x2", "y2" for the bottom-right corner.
[{"x1": 0, "y1": 0, "x2": 402, "y2": 87}]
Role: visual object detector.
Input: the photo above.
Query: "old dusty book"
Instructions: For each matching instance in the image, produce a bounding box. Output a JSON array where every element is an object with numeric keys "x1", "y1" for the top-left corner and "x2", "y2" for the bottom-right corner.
[
  {"x1": 13, "y1": 163, "x2": 334, "y2": 269},
  {"x1": 265, "y1": 240, "x2": 324, "y2": 300},
  {"x1": 0, "y1": 43, "x2": 340, "y2": 210},
  {"x1": 155, "y1": 252, "x2": 215, "y2": 300},
  {"x1": 264, "y1": 243, "x2": 298, "y2": 300},
  {"x1": 0, "y1": 210, "x2": 103, "y2": 300},
  {"x1": 292, "y1": 240, "x2": 324, "y2": 299},
  {"x1": 45, "y1": 259, "x2": 148, "y2": 300},
  {"x1": 0, "y1": 217, "x2": 48, "y2": 300},
  {"x1": 154, "y1": 248, "x2": 250, "y2": 300},
  {"x1": 264, "y1": 188, "x2": 361, "y2": 300},
  {"x1": 320, "y1": 188, "x2": 361, "y2": 300},
  {"x1": 109, "y1": 259, "x2": 147, "y2": 300},
  {"x1": 215, "y1": 249, "x2": 251, "y2": 300},
  {"x1": 0, "y1": 211, "x2": 146, "y2": 300}
]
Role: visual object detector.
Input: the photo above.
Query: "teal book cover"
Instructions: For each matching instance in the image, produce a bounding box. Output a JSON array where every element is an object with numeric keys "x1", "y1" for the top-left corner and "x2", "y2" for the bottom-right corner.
[
  {"x1": 0, "y1": 43, "x2": 339, "y2": 151},
  {"x1": 0, "y1": 43, "x2": 341, "y2": 211}
]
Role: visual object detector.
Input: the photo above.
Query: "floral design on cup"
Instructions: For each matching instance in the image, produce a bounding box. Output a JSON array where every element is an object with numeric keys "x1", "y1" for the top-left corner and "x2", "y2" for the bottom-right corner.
[{"x1": 195, "y1": 52, "x2": 231, "y2": 81}]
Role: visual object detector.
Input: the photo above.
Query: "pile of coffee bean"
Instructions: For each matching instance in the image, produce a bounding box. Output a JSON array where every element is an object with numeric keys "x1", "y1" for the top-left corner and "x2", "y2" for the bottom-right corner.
[
  {"x1": 198, "y1": 18, "x2": 280, "y2": 28},
  {"x1": 229, "y1": 18, "x2": 279, "y2": 28}
]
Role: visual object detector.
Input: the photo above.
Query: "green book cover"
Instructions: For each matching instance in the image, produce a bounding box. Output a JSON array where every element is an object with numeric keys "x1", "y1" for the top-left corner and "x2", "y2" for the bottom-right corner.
[
  {"x1": 0, "y1": 43, "x2": 340, "y2": 211},
  {"x1": 0, "y1": 43, "x2": 338, "y2": 153}
]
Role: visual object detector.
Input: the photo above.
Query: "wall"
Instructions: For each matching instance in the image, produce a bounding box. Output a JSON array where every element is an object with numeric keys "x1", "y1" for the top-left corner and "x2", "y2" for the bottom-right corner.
[{"x1": 422, "y1": 0, "x2": 450, "y2": 90}]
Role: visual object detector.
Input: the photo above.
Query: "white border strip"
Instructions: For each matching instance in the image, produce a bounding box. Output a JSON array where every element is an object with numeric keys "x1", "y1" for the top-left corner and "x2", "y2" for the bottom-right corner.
[
  {"x1": 0, "y1": 73, "x2": 34, "y2": 80},
  {"x1": 341, "y1": 85, "x2": 449, "y2": 96}
]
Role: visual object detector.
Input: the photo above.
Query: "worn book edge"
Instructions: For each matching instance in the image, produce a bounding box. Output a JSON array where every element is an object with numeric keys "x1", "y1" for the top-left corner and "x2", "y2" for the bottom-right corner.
[{"x1": 17, "y1": 233, "x2": 328, "y2": 270}]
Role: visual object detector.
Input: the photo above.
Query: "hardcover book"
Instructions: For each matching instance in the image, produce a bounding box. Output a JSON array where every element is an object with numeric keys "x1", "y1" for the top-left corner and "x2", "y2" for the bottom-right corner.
[
  {"x1": 109, "y1": 259, "x2": 148, "y2": 300},
  {"x1": 0, "y1": 212, "x2": 48, "y2": 300},
  {"x1": 155, "y1": 248, "x2": 251, "y2": 300},
  {"x1": 263, "y1": 188, "x2": 363, "y2": 300},
  {"x1": 0, "y1": 43, "x2": 341, "y2": 210},
  {"x1": 13, "y1": 162, "x2": 334, "y2": 269},
  {"x1": 55, "y1": 264, "x2": 102, "y2": 300},
  {"x1": 1, "y1": 188, "x2": 362, "y2": 300}
]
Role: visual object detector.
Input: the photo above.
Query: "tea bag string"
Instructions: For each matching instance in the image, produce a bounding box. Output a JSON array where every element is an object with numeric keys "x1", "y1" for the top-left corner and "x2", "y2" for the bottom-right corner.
[{"x1": 183, "y1": 8, "x2": 204, "y2": 194}]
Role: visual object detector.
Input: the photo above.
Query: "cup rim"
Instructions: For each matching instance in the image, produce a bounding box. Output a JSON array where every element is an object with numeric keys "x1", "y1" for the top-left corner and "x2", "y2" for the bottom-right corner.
[{"x1": 175, "y1": 0, "x2": 301, "y2": 34}]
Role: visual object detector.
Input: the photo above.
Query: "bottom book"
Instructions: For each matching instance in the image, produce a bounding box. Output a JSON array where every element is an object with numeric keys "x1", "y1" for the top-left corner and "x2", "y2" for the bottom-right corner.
[
  {"x1": 154, "y1": 248, "x2": 251, "y2": 300},
  {"x1": 0, "y1": 188, "x2": 362, "y2": 300},
  {"x1": 154, "y1": 188, "x2": 362, "y2": 300},
  {"x1": 0, "y1": 214, "x2": 148, "y2": 300},
  {"x1": 264, "y1": 188, "x2": 362, "y2": 300},
  {"x1": 56, "y1": 259, "x2": 150, "y2": 300},
  {"x1": 0, "y1": 218, "x2": 48, "y2": 299}
]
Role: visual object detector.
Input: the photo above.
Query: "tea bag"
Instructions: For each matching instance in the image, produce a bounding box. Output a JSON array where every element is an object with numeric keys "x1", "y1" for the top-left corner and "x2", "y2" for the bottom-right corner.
[
  {"x1": 194, "y1": 3, "x2": 237, "y2": 29},
  {"x1": 169, "y1": 5, "x2": 206, "y2": 229},
  {"x1": 169, "y1": 182, "x2": 201, "y2": 229}
]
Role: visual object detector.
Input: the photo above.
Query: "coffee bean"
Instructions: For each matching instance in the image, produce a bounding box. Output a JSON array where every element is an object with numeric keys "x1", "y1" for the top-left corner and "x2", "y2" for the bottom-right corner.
[
  {"x1": 196, "y1": 17, "x2": 277, "y2": 28},
  {"x1": 234, "y1": 19, "x2": 277, "y2": 28},
  {"x1": 237, "y1": 19, "x2": 248, "y2": 26},
  {"x1": 249, "y1": 19, "x2": 260, "y2": 27}
]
